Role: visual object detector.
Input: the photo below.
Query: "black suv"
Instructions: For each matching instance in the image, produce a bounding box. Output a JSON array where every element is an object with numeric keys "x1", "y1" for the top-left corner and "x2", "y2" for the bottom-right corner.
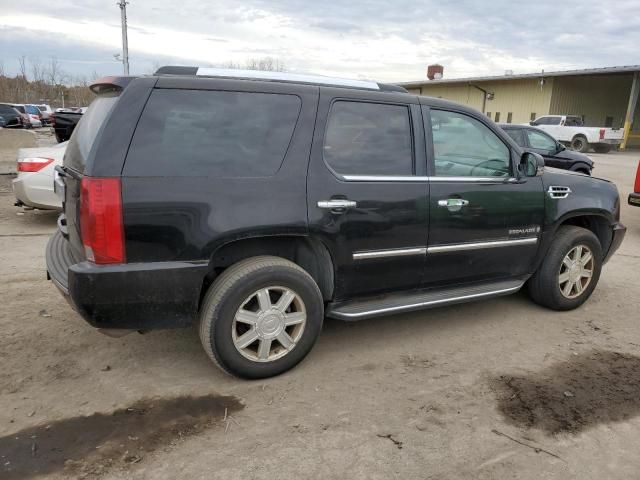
[
  {"x1": 47, "y1": 67, "x2": 626, "y2": 378},
  {"x1": 500, "y1": 124, "x2": 593, "y2": 175}
]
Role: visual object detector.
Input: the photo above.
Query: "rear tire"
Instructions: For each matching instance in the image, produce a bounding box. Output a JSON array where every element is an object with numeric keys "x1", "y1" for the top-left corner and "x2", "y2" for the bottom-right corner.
[
  {"x1": 570, "y1": 135, "x2": 590, "y2": 153},
  {"x1": 198, "y1": 256, "x2": 324, "y2": 379},
  {"x1": 528, "y1": 226, "x2": 602, "y2": 310}
]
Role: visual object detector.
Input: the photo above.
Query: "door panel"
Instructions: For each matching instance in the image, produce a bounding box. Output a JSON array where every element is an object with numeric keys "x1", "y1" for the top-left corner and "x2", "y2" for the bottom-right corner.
[
  {"x1": 307, "y1": 90, "x2": 429, "y2": 300},
  {"x1": 423, "y1": 106, "x2": 544, "y2": 287}
]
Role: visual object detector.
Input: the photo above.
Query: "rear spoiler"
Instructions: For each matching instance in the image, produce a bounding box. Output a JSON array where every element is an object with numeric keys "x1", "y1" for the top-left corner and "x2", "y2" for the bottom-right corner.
[{"x1": 90, "y1": 76, "x2": 136, "y2": 95}]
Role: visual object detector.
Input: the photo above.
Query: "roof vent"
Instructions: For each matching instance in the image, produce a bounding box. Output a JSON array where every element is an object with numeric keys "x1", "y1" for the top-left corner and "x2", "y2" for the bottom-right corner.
[{"x1": 427, "y1": 64, "x2": 444, "y2": 80}]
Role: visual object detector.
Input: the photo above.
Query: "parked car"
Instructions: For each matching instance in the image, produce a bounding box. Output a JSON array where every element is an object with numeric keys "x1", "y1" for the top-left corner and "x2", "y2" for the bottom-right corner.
[
  {"x1": 0, "y1": 103, "x2": 25, "y2": 128},
  {"x1": 50, "y1": 110, "x2": 83, "y2": 143},
  {"x1": 530, "y1": 115, "x2": 622, "y2": 153},
  {"x1": 25, "y1": 104, "x2": 44, "y2": 127},
  {"x1": 37, "y1": 104, "x2": 53, "y2": 125},
  {"x1": 13, "y1": 142, "x2": 67, "y2": 210},
  {"x1": 500, "y1": 124, "x2": 593, "y2": 174},
  {"x1": 46, "y1": 68, "x2": 626, "y2": 379},
  {"x1": 7, "y1": 104, "x2": 41, "y2": 128},
  {"x1": 630, "y1": 161, "x2": 640, "y2": 207}
]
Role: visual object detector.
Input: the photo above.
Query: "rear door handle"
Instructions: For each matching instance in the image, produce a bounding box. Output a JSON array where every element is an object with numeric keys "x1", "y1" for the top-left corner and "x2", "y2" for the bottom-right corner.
[
  {"x1": 438, "y1": 198, "x2": 469, "y2": 212},
  {"x1": 317, "y1": 199, "x2": 357, "y2": 212}
]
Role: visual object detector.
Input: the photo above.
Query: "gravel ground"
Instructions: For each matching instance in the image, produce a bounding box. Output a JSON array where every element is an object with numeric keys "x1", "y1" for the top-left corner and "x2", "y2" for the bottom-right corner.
[{"x1": 1, "y1": 151, "x2": 639, "y2": 479}]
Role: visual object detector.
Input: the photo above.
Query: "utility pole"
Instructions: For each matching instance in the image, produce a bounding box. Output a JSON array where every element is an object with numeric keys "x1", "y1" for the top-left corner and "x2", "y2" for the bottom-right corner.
[{"x1": 117, "y1": 0, "x2": 130, "y2": 75}]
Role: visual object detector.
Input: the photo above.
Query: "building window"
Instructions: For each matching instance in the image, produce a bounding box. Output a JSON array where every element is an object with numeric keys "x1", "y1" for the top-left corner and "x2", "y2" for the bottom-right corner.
[
  {"x1": 530, "y1": 112, "x2": 536, "y2": 121},
  {"x1": 494, "y1": 112, "x2": 500, "y2": 122},
  {"x1": 507, "y1": 112, "x2": 513, "y2": 124},
  {"x1": 486, "y1": 112, "x2": 491, "y2": 118},
  {"x1": 605, "y1": 116, "x2": 614, "y2": 127}
]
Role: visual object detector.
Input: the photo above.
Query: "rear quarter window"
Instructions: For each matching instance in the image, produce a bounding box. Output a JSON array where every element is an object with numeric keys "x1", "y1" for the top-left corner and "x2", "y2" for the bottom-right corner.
[{"x1": 124, "y1": 89, "x2": 302, "y2": 177}]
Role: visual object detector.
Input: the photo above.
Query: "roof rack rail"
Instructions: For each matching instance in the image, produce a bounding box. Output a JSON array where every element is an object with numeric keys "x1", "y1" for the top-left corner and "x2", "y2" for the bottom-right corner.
[{"x1": 154, "y1": 66, "x2": 407, "y2": 93}]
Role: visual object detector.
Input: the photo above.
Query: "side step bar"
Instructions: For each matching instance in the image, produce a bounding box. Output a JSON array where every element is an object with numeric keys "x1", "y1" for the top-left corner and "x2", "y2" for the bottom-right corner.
[{"x1": 326, "y1": 278, "x2": 527, "y2": 321}]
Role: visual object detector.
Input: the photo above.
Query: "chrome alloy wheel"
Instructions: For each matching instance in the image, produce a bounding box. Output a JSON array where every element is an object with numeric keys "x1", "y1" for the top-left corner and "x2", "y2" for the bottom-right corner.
[
  {"x1": 558, "y1": 245, "x2": 594, "y2": 299},
  {"x1": 232, "y1": 286, "x2": 307, "y2": 362}
]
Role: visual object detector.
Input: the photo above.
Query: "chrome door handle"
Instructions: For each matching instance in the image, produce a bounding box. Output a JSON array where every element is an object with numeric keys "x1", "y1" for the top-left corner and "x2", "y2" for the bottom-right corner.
[
  {"x1": 317, "y1": 199, "x2": 357, "y2": 209},
  {"x1": 438, "y1": 198, "x2": 469, "y2": 212}
]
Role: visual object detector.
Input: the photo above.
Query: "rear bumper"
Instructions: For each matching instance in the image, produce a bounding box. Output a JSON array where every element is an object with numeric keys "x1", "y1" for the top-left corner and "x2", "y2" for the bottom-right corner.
[
  {"x1": 46, "y1": 231, "x2": 209, "y2": 329},
  {"x1": 603, "y1": 222, "x2": 626, "y2": 264},
  {"x1": 629, "y1": 192, "x2": 640, "y2": 207},
  {"x1": 12, "y1": 175, "x2": 62, "y2": 210}
]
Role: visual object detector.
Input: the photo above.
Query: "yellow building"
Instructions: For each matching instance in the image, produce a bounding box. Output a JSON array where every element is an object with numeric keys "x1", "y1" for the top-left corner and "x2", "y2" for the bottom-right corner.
[{"x1": 398, "y1": 66, "x2": 640, "y2": 148}]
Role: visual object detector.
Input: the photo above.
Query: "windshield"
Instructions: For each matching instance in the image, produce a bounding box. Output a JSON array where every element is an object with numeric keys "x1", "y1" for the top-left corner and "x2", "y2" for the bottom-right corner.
[{"x1": 64, "y1": 92, "x2": 120, "y2": 173}]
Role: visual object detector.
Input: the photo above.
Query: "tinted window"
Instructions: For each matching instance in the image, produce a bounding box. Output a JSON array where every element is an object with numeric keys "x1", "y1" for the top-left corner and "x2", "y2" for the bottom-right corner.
[
  {"x1": 323, "y1": 101, "x2": 413, "y2": 176},
  {"x1": 526, "y1": 129, "x2": 556, "y2": 151},
  {"x1": 13, "y1": 105, "x2": 25, "y2": 113},
  {"x1": 565, "y1": 116, "x2": 583, "y2": 126},
  {"x1": 431, "y1": 110, "x2": 510, "y2": 177},
  {"x1": 505, "y1": 128, "x2": 525, "y2": 146},
  {"x1": 546, "y1": 117, "x2": 561, "y2": 125},
  {"x1": 65, "y1": 92, "x2": 119, "y2": 172},
  {"x1": 0, "y1": 105, "x2": 16, "y2": 115},
  {"x1": 125, "y1": 90, "x2": 301, "y2": 177}
]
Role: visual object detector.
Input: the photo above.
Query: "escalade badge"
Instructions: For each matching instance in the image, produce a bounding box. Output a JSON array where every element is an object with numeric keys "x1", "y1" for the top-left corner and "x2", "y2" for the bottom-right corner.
[{"x1": 509, "y1": 226, "x2": 540, "y2": 236}]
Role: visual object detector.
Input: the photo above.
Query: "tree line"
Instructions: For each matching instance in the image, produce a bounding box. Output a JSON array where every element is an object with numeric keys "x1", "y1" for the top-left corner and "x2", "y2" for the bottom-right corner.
[
  {"x1": 0, "y1": 55, "x2": 287, "y2": 109},
  {"x1": 0, "y1": 56, "x2": 97, "y2": 108}
]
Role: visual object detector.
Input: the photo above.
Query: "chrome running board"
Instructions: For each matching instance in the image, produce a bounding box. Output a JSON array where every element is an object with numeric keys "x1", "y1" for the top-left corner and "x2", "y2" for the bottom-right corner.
[{"x1": 326, "y1": 278, "x2": 526, "y2": 321}]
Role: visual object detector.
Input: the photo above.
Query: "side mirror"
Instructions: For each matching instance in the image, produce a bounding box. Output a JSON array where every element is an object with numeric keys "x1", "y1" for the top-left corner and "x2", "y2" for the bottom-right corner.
[
  {"x1": 529, "y1": 121, "x2": 538, "y2": 126},
  {"x1": 556, "y1": 142, "x2": 565, "y2": 152},
  {"x1": 520, "y1": 152, "x2": 545, "y2": 177}
]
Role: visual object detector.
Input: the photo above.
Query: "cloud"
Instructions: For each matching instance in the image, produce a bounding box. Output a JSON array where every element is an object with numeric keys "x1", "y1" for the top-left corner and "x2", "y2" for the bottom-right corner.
[{"x1": 1, "y1": 0, "x2": 639, "y2": 82}]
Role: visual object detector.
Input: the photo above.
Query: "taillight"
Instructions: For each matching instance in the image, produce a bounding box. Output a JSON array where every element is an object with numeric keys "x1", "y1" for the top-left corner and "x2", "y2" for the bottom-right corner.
[
  {"x1": 17, "y1": 157, "x2": 53, "y2": 172},
  {"x1": 50, "y1": 114, "x2": 56, "y2": 126},
  {"x1": 79, "y1": 177, "x2": 125, "y2": 264},
  {"x1": 599, "y1": 128, "x2": 605, "y2": 140},
  {"x1": 634, "y1": 161, "x2": 640, "y2": 194}
]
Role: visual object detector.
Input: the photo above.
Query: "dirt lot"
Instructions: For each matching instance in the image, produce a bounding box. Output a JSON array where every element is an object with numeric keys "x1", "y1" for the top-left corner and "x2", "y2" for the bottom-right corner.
[{"x1": 1, "y1": 151, "x2": 640, "y2": 479}]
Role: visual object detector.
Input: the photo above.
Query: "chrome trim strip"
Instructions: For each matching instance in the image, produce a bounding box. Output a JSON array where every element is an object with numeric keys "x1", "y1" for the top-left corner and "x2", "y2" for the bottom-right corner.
[
  {"x1": 429, "y1": 176, "x2": 517, "y2": 183},
  {"x1": 195, "y1": 68, "x2": 380, "y2": 90},
  {"x1": 427, "y1": 237, "x2": 538, "y2": 253},
  {"x1": 353, "y1": 247, "x2": 427, "y2": 260},
  {"x1": 335, "y1": 284, "x2": 524, "y2": 319},
  {"x1": 341, "y1": 175, "x2": 516, "y2": 183},
  {"x1": 342, "y1": 175, "x2": 429, "y2": 182}
]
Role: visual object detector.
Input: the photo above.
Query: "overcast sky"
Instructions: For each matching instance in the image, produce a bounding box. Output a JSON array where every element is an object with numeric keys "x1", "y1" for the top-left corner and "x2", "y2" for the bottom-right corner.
[{"x1": 1, "y1": 0, "x2": 639, "y2": 83}]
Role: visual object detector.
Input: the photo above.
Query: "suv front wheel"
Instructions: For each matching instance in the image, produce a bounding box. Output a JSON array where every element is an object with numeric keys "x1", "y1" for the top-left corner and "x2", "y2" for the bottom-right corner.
[
  {"x1": 528, "y1": 226, "x2": 602, "y2": 310},
  {"x1": 199, "y1": 256, "x2": 324, "y2": 378}
]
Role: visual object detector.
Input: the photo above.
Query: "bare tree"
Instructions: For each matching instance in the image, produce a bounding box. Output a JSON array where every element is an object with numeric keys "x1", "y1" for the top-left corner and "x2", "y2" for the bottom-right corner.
[
  {"x1": 245, "y1": 57, "x2": 286, "y2": 72},
  {"x1": 17, "y1": 55, "x2": 28, "y2": 80}
]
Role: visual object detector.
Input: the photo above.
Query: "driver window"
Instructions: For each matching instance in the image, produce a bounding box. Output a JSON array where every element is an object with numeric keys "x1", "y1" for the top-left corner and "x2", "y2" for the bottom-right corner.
[
  {"x1": 526, "y1": 129, "x2": 556, "y2": 151},
  {"x1": 430, "y1": 109, "x2": 511, "y2": 177}
]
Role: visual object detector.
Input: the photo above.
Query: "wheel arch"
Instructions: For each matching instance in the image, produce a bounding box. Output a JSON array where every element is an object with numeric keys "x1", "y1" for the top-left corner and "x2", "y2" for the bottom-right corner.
[
  {"x1": 534, "y1": 212, "x2": 613, "y2": 272},
  {"x1": 200, "y1": 235, "x2": 335, "y2": 307}
]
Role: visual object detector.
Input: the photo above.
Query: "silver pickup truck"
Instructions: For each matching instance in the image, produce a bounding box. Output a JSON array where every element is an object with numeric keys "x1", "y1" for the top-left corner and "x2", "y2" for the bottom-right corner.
[{"x1": 530, "y1": 115, "x2": 623, "y2": 153}]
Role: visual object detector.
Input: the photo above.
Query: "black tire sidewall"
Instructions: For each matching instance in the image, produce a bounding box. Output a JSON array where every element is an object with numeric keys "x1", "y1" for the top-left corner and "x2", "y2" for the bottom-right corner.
[
  {"x1": 206, "y1": 266, "x2": 324, "y2": 379},
  {"x1": 534, "y1": 227, "x2": 602, "y2": 310},
  {"x1": 571, "y1": 136, "x2": 589, "y2": 153}
]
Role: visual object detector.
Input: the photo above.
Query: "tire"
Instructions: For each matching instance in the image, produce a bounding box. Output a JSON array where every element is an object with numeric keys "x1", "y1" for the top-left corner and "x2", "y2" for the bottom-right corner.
[
  {"x1": 198, "y1": 256, "x2": 324, "y2": 379},
  {"x1": 593, "y1": 144, "x2": 611, "y2": 154},
  {"x1": 570, "y1": 135, "x2": 590, "y2": 153},
  {"x1": 528, "y1": 226, "x2": 602, "y2": 311},
  {"x1": 55, "y1": 132, "x2": 64, "y2": 143}
]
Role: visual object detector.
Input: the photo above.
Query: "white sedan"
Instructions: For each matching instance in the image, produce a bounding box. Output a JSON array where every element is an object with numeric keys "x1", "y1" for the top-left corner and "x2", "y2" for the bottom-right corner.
[{"x1": 13, "y1": 142, "x2": 67, "y2": 210}]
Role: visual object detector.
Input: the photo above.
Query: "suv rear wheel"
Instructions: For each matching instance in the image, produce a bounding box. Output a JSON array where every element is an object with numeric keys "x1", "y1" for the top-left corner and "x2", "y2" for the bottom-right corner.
[
  {"x1": 528, "y1": 226, "x2": 602, "y2": 310},
  {"x1": 199, "y1": 256, "x2": 324, "y2": 378}
]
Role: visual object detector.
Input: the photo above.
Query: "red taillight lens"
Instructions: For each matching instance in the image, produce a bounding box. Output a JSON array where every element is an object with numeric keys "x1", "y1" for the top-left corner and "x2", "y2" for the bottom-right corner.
[
  {"x1": 80, "y1": 177, "x2": 125, "y2": 264},
  {"x1": 17, "y1": 157, "x2": 54, "y2": 172},
  {"x1": 634, "y1": 161, "x2": 640, "y2": 194},
  {"x1": 599, "y1": 128, "x2": 605, "y2": 140}
]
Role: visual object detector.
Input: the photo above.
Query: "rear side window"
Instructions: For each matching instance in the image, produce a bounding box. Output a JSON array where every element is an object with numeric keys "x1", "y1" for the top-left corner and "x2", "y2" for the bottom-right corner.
[
  {"x1": 323, "y1": 101, "x2": 413, "y2": 176},
  {"x1": 125, "y1": 90, "x2": 301, "y2": 177},
  {"x1": 65, "y1": 92, "x2": 119, "y2": 172},
  {"x1": 505, "y1": 128, "x2": 525, "y2": 146}
]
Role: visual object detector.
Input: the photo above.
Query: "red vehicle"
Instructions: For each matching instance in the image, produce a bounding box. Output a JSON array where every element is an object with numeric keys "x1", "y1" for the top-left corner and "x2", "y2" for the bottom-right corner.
[{"x1": 630, "y1": 161, "x2": 640, "y2": 206}]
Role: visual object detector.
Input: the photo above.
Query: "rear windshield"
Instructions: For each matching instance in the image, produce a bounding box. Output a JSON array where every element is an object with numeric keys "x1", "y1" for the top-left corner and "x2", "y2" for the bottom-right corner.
[
  {"x1": 124, "y1": 89, "x2": 301, "y2": 177},
  {"x1": 64, "y1": 92, "x2": 119, "y2": 173}
]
